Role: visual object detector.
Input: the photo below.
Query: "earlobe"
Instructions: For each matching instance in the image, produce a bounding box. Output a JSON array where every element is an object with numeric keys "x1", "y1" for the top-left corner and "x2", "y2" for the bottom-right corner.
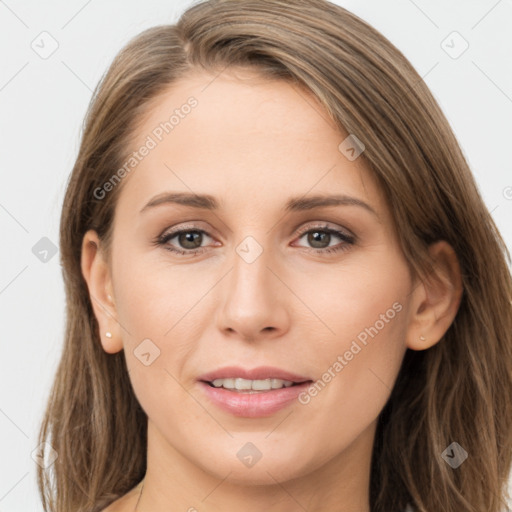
[
  {"x1": 80, "y1": 230, "x2": 123, "y2": 354},
  {"x1": 406, "y1": 240, "x2": 463, "y2": 351}
]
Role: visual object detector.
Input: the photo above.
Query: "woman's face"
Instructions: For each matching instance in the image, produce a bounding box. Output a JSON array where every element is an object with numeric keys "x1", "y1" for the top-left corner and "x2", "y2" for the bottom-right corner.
[{"x1": 89, "y1": 69, "x2": 419, "y2": 486}]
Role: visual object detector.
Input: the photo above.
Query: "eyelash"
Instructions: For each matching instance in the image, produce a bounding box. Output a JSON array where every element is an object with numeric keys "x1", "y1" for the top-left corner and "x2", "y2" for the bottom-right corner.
[{"x1": 153, "y1": 223, "x2": 356, "y2": 257}]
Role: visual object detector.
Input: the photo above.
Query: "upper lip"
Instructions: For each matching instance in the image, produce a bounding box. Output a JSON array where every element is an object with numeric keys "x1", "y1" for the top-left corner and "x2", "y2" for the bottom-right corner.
[{"x1": 198, "y1": 366, "x2": 312, "y2": 383}]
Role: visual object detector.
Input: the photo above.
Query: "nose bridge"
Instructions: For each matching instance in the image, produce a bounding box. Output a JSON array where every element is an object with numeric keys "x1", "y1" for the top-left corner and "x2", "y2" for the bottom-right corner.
[
  {"x1": 230, "y1": 233, "x2": 275, "y2": 303},
  {"x1": 216, "y1": 231, "x2": 289, "y2": 338}
]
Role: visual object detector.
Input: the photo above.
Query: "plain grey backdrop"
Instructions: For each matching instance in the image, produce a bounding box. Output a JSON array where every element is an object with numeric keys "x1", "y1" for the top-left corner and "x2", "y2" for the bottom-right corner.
[{"x1": 1, "y1": 0, "x2": 511, "y2": 510}]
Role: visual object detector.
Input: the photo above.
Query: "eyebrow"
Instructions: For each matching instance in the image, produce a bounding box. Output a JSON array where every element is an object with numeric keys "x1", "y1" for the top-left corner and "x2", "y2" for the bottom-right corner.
[{"x1": 140, "y1": 192, "x2": 379, "y2": 218}]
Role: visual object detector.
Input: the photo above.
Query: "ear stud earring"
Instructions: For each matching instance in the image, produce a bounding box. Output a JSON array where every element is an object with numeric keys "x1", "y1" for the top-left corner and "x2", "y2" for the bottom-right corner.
[
  {"x1": 419, "y1": 335, "x2": 426, "y2": 341},
  {"x1": 105, "y1": 332, "x2": 112, "y2": 338}
]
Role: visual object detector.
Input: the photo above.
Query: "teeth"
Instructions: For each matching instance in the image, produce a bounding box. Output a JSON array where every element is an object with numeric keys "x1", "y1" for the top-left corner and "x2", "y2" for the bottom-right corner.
[{"x1": 211, "y1": 378, "x2": 295, "y2": 391}]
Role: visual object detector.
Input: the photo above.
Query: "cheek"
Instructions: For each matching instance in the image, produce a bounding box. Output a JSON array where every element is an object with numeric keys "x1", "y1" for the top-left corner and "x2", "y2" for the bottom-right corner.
[
  {"x1": 111, "y1": 252, "x2": 209, "y2": 409},
  {"x1": 296, "y1": 250, "x2": 409, "y2": 352},
  {"x1": 112, "y1": 249, "x2": 203, "y2": 338},
  {"x1": 297, "y1": 272, "x2": 409, "y2": 447}
]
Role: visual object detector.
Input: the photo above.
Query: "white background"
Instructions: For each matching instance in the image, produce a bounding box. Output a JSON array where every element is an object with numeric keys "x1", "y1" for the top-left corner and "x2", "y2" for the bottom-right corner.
[{"x1": 0, "y1": 0, "x2": 511, "y2": 510}]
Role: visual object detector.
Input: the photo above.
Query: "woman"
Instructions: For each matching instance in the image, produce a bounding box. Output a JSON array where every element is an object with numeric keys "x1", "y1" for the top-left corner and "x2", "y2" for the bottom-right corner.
[{"x1": 37, "y1": 0, "x2": 512, "y2": 511}]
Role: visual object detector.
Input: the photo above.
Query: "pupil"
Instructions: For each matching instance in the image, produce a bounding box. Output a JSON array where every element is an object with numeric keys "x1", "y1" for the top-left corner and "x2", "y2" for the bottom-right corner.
[
  {"x1": 309, "y1": 231, "x2": 329, "y2": 248},
  {"x1": 180, "y1": 231, "x2": 202, "y2": 249}
]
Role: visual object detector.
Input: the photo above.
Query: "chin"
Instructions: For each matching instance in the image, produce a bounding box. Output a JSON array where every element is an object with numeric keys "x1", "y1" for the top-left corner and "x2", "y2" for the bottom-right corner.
[{"x1": 194, "y1": 444, "x2": 315, "y2": 486}]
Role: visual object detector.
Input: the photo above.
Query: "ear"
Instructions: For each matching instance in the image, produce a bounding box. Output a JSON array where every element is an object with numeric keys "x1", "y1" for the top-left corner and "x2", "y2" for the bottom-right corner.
[
  {"x1": 406, "y1": 240, "x2": 463, "y2": 351},
  {"x1": 81, "y1": 229, "x2": 123, "y2": 354}
]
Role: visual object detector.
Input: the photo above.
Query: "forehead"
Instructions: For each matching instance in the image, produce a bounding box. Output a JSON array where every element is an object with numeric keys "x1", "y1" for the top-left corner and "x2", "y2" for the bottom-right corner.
[{"x1": 115, "y1": 67, "x2": 384, "y2": 219}]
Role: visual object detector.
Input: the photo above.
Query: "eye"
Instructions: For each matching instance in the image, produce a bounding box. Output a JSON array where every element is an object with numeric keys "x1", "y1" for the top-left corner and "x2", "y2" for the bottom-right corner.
[
  {"x1": 153, "y1": 222, "x2": 356, "y2": 257},
  {"x1": 293, "y1": 223, "x2": 355, "y2": 255},
  {"x1": 153, "y1": 228, "x2": 215, "y2": 255}
]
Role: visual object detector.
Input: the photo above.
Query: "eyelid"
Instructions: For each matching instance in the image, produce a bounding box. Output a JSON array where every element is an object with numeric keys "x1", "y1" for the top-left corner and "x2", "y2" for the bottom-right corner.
[
  {"x1": 158, "y1": 221, "x2": 219, "y2": 239},
  {"x1": 295, "y1": 222, "x2": 355, "y2": 239}
]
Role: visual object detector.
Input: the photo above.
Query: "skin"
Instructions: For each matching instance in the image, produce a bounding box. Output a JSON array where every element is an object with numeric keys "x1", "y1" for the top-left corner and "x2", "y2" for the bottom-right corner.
[{"x1": 81, "y1": 68, "x2": 463, "y2": 512}]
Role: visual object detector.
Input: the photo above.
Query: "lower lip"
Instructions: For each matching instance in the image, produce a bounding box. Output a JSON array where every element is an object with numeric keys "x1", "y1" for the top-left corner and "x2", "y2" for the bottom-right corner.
[{"x1": 198, "y1": 381, "x2": 311, "y2": 418}]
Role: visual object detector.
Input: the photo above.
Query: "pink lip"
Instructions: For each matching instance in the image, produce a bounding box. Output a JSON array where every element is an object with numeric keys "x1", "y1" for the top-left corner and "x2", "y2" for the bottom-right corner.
[
  {"x1": 198, "y1": 381, "x2": 312, "y2": 418},
  {"x1": 197, "y1": 366, "x2": 311, "y2": 383},
  {"x1": 197, "y1": 366, "x2": 313, "y2": 418}
]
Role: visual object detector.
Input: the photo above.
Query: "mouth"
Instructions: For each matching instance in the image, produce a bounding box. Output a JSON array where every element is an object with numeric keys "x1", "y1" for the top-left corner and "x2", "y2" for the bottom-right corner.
[
  {"x1": 196, "y1": 366, "x2": 314, "y2": 417},
  {"x1": 201, "y1": 377, "x2": 311, "y2": 393}
]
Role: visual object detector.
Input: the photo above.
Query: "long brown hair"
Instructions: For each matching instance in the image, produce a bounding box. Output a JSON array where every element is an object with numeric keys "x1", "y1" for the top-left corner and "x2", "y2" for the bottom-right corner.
[{"x1": 37, "y1": 1, "x2": 512, "y2": 510}]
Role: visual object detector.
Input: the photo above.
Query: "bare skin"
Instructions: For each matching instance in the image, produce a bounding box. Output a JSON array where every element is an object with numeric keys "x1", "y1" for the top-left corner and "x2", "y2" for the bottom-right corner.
[{"x1": 82, "y1": 68, "x2": 462, "y2": 512}]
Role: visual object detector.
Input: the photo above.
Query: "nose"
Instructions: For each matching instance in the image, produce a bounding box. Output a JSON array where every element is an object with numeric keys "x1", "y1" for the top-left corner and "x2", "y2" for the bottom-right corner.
[{"x1": 215, "y1": 239, "x2": 291, "y2": 342}]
